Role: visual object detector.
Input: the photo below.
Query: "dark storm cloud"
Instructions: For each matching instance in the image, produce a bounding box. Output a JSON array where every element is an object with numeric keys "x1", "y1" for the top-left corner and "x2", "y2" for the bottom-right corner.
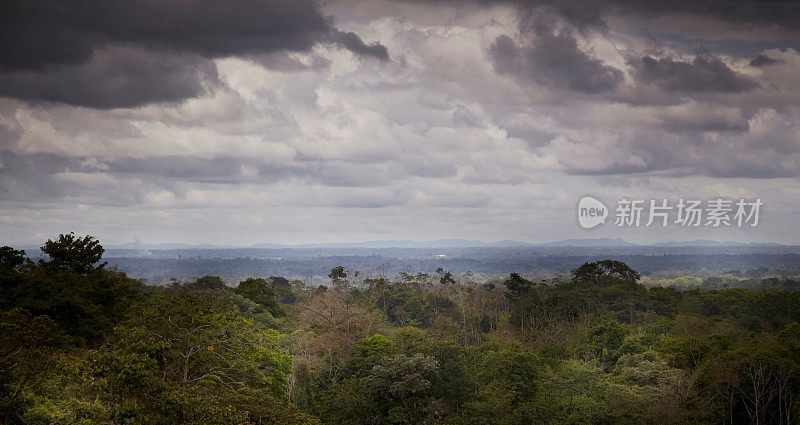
[
  {"x1": 0, "y1": 0, "x2": 387, "y2": 108},
  {"x1": 0, "y1": 151, "x2": 70, "y2": 201},
  {"x1": 611, "y1": 0, "x2": 800, "y2": 30},
  {"x1": 550, "y1": 0, "x2": 800, "y2": 32},
  {"x1": 0, "y1": 151, "x2": 398, "y2": 202},
  {"x1": 403, "y1": 0, "x2": 800, "y2": 33},
  {"x1": 0, "y1": 151, "x2": 147, "y2": 206},
  {"x1": 749, "y1": 54, "x2": 784, "y2": 67},
  {"x1": 0, "y1": 0, "x2": 330, "y2": 71},
  {"x1": 399, "y1": 0, "x2": 599, "y2": 27},
  {"x1": 659, "y1": 116, "x2": 749, "y2": 133},
  {"x1": 488, "y1": 28, "x2": 623, "y2": 94},
  {"x1": 0, "y1": 47, "x2": 218, "y2": 109},
  {"x1": 249, "y1": 52, "x2": 333, "y2": 72},
  {"x1": 327, "y1": 31, "x2": 390, "y2": 61},
  {"x1": 628, "y1": 55, "x2": 758, "y2": 93}
]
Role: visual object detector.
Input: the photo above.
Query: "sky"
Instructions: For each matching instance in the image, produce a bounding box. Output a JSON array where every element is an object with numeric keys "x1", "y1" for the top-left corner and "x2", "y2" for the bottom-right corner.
[{"x1": 1, "y1": 0, "x2": 799, "y2": 246}]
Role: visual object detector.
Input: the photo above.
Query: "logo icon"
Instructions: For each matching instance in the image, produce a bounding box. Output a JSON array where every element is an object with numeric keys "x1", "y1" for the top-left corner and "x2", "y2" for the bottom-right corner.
[{"x1": 578, "y1": 196, "x2": 608, "y2": 229}]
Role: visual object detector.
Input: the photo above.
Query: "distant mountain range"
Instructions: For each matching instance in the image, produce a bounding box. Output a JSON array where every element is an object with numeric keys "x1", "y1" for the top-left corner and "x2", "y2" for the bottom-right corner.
[
  {"x1": 251, "y1": 239, "x2": 486, "y2": 249},
  {"x1": 115, "y1": 242, "x2": 240, "y2": 249},
  {"x1": 100, "y1": 238, "x2": 786, "y2": 250},
  {"x1": 537, "y1": 238, "x2": 637, "y2": 247},
  {"x1": 652, "y1": 239, "x2": 784, "y2": 247}
]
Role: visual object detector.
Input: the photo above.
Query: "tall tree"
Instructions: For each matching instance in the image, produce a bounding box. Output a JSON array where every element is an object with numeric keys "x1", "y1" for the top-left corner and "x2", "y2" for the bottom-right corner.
[{"x1": 40, "y1": 233, "x2": 107, "y2": 275}]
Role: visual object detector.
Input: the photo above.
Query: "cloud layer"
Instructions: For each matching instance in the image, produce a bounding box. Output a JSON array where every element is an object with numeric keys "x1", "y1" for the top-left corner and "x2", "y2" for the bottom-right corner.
[{"x1": 1, "y1": 0, "x2": 799, "y2": 245}]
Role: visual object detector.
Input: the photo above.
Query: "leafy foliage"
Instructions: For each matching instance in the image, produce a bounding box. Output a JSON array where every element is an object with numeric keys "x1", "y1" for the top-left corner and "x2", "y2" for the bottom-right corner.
[{"x1": 40, "y1": 233, "x2": 107, "y2": 275}]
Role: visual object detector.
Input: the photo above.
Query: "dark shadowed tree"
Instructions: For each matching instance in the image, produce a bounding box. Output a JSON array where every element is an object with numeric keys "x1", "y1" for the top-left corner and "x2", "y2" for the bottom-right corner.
[
  {"x1": 328, "y1": 266, "x2": 348, "y2": 286},
  {"x1": 188, "y1": 275, "x2": 226, "y2": 290},
  {"x1": 0, "y1": 247, "x2": 26, "y2": 271},
  {"x1": 504, "y1": 273, "x2": 540, "y2": 331},
  {"x1": 40, "y1": 233, "x2": 107, "y2": 275},
  {"x1": 571, "y1": 260, "x2": 640, "y2": 285}
]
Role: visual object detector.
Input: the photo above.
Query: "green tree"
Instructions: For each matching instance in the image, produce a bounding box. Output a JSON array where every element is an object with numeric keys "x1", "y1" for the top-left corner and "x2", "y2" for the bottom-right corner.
[
  {"x1": 0, "y1": 247, "x2": 26, "y2": 271},
  {"x1": 235, "y1": 277, "x2": 285, "y2": 317},
  {"x1": 572, "y1": 260, "x2": 640, "y2": 286},
  {"x1": 40, "y1": 233, "x2": 107, "y2": 275},
  {"x1": 37, "y1": 291, "x2": 315, "y2": 425},
  {"x1": 440, "y1": 271, "x2": 455, "y2": 286},
  {"x1": 0, "y1": 309, "x2": 63, "y2": 424},
  {"x1": 503, "y1": 273, "x2": 540, "y2": 331},
  {"x1": 188, "y1": 275, "x2": 226, "y2": 290},
  {"x1": 461, "y1": 342, "x2": 542, "y2": 425},
  {"x1": 3, "y1": 237, "x2": 139, "y2": 343},
  {"x1": 363, "y1": 353, "x2": 441, "y2": 424},
  {"x1": 329, "y1": 266, "x2": 348, "y2": 286}
]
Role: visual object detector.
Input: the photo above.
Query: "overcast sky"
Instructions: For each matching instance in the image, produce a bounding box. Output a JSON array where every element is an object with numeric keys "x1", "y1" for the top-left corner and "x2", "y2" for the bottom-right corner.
[{"x1": 1, "y1": 0, "x2": 799, "y2": 246}]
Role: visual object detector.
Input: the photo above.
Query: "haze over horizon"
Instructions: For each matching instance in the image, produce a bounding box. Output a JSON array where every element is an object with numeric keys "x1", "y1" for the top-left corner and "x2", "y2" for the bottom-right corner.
[
  {"x1": 2, "y1": 0, "x2": 799, "y2": 246},
  {"x1": 12, "y1": 237, "x2": 796, "y2": 252}
]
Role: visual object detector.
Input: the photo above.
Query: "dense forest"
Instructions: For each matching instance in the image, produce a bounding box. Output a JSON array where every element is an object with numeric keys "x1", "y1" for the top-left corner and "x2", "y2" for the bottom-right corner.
[{"x1": 3, "y1": 234, "x2": 800, "y2": 424}]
